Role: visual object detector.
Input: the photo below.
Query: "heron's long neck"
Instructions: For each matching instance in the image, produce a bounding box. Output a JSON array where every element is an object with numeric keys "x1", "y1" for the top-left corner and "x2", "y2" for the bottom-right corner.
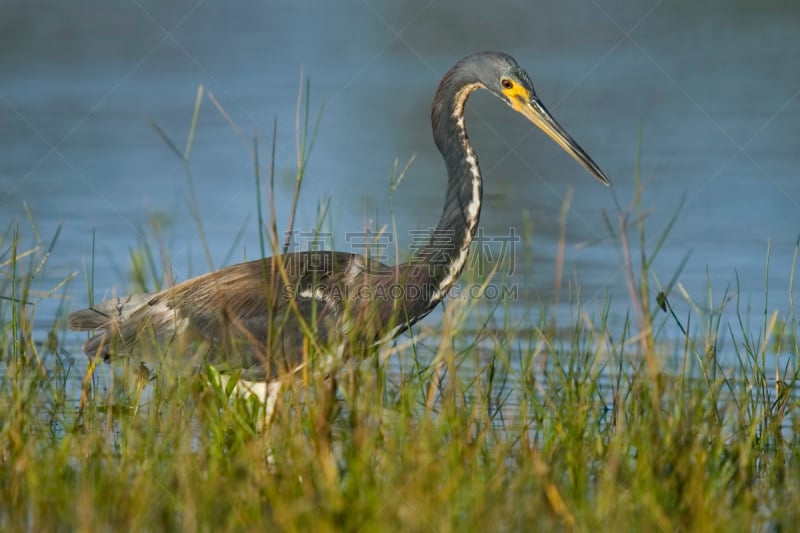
[{"x1": 414, "y1": 82, "x2": 484, "y2": 298}]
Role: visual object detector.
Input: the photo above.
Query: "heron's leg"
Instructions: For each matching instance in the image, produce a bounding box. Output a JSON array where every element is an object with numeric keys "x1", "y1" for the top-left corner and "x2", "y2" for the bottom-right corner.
[
  {"x1": 216, "y1": 374, "x2": 283, "y2": 432},
  {"x1": 229, "y1": 378, "x2": 283, "y2": 431},
  {"x1": 217, "y1": 374, "x2": 283, "y2": 470}
]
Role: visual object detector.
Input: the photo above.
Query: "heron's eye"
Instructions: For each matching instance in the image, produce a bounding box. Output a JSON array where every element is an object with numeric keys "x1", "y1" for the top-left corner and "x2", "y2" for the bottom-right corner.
[{"x1": 501, "y1": 78, "x2": 513, "y2": 89}]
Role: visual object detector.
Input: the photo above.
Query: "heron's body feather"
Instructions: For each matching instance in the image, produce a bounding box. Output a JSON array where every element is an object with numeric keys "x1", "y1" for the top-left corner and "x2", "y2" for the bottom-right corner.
[{"x1": 68, "y1": 51, "x2": 609, "y2": 387}]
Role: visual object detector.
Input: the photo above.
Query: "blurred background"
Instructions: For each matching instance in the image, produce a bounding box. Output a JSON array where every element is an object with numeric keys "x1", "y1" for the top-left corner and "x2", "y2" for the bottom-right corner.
[{"x1": 1, "y1": 0, "x2": 799, "y2": 353}]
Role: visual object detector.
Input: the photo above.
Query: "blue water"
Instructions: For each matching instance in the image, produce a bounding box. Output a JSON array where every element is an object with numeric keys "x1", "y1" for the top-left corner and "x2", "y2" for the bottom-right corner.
[{"x1": 2, "y1": 0, "x2": 799, "y2": 370}]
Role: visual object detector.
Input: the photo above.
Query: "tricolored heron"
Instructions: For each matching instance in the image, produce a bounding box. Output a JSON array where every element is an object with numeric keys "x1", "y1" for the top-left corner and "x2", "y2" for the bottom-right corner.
[{"x1": 69, "y1": 51, "x2": 609, "y2": 410}]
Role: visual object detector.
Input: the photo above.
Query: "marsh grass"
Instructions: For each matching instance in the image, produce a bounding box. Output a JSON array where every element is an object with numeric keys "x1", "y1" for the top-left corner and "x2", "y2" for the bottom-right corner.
[{"x1": 1, "y1": 85, "x2": 799, "y2": 532}]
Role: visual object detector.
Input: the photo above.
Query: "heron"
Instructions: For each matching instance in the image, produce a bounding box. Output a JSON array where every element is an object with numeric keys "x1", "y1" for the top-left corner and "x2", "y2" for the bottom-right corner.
[{"x1": 69, "y1": 51, "x2": 609, "y2": 419}]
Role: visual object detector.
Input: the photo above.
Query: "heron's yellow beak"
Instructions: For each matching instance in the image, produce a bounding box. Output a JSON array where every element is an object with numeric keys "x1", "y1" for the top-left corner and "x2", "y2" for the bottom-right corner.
[{"x1": 511, "y1": 93, "x2": 610, "y2": 186}]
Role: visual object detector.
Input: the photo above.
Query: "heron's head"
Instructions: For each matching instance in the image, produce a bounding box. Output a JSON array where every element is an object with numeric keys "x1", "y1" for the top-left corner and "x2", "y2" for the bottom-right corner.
[{"x1": 460, "y1": 51, "x2": 610, "y2": 186}]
